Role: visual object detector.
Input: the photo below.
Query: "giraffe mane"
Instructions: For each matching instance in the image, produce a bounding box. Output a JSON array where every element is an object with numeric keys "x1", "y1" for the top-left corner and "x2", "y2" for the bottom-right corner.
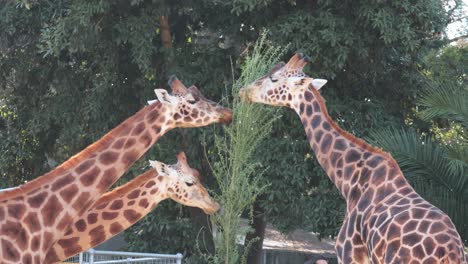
[
  {"x1": 0, "y1": 103, "x2": 162, "y2": 202},
  {"x1": 308, "y1": 84, "x2": 402, "y2": 170}
]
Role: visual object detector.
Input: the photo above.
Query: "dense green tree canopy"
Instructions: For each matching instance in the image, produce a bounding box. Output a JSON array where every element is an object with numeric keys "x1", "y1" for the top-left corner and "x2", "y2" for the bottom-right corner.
[{"x1": 1, "y1": 0, "x2": 466, "y2": 261}]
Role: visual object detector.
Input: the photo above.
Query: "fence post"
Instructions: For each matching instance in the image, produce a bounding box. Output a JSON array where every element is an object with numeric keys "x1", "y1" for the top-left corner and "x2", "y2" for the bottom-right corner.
[
  {"x1": 89, "y1": 248, "x2": 95, "y2": 264},
  {"x1": 176, "y1": 253, "x2": 183, "y2": 264},
  {"x1": 79, "y1": 252, "x2": 84, "y2": 264}
]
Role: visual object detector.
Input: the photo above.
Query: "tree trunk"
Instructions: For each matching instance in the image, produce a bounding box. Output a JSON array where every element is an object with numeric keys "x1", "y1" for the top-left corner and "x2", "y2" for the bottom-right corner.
[
  {"x1": 158, "y1": 14, "x2": 176, "y2": 75},
  {"x1": 159, "y1": 15, "x2": 172, "y2": 48},
  {"x1": 179, "y1": 133, "x2": 216, "y2": 255},
  {"x1": 158, "y1": 13, "x2": 216, "y2": 257},
  {"x1": 244, "y1": 198, "x2": 267, "y2": 264},
  {"x1": 188, "y1": 207, "x2": 216, "y2": 254}
]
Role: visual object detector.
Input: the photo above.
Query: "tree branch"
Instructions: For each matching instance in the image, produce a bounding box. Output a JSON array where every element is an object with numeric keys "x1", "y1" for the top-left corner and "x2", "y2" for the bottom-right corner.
[
  {"x1": 159, "y1": 15, "x2": 172, "y2": 48},
  {"x1": 446, "y1": 0, "x2": 462, "y2": 19},
  {"x1": 449, "y1": 15, "x2": 468, "y2": 23},
  {"x1": 449, "y1": 34, "x2": 468, "y2": 42}
]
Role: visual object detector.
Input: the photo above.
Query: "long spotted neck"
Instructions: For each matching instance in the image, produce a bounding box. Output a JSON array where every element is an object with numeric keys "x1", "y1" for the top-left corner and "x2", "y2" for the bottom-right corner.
[
  {"x1": 292, "y1": 86, "x2": 403, "y2": 210},
  {"x1": 45, "y1": 170, "x2": 169, "y2": 263},
  {"x1": 0, "y1": 102, "x2": 172, "y2": 263}
]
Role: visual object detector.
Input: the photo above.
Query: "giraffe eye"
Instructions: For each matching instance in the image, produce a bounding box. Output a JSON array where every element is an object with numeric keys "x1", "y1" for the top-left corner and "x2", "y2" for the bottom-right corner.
[
  {"x1": 269, "y1": 76, "x2": 278, "y2": 83},
  {"x1": 187, "y1": 99, "x2": 196, "y2": 104},
  {"x1": 185, "y1": 182, "x2": 194, "y2": 187}
]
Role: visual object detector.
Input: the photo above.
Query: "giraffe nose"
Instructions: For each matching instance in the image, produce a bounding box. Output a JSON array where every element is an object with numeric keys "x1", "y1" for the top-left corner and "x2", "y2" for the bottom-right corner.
[
  {"x1": 203, "y1": 201, "x2": 221, "y2": 215},
  {"x1": 239, "y1": 87, "x2": 254, "y2": 103},
  {"x1": 239, "y1": 88, "x2": 247, "y2": 101},
  {"x1": 219, "y1": 108, "x2": 233, "y2": 125}
]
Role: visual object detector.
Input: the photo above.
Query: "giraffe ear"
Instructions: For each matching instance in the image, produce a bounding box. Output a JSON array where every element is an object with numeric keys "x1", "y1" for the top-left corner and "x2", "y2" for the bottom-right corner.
[
  {"x1": 149, "y1": 160, "x2": 157, "y2": 167},
  {"x1": 154, "y1": 89, "x2": 177, "y2": 105},
  {"x1": 311, "y1": 79, "x2": 327, "y2": 90},
  {"x1": 150, "y1": 160, "x2": 170, "y2": 176},
  {"x1": 184, "y1": 93, "x2": 196, "y2": 102}
]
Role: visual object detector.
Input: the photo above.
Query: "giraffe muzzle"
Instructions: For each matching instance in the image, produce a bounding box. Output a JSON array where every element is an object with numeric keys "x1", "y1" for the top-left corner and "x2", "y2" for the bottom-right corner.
[
  {"x1": 239, "y1": 87, "x2": 251, "y2": 102},
  {"x1": 219, "y1": 108, "x2": 233, "y2": 125},
  {"x1": 202, "y1": 200, "x2": 221, "y2": 215}
]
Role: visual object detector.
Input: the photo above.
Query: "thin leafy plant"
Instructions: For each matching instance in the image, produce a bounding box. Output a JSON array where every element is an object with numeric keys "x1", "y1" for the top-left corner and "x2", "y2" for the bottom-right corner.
[{"x1": 204, "y1": 33, "x2": 286, "y2": 264}]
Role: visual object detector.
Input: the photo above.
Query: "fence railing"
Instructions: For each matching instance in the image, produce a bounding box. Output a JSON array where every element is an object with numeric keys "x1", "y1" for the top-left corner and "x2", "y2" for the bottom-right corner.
[{"x1": 63, "y1": 249, "x2": 183, "y2": 264}]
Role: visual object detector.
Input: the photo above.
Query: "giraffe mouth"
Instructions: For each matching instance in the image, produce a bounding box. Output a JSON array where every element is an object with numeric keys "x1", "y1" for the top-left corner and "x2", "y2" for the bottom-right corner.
[
  {"x1": 202, "y1": 200, "x2": 221, "y2": 215},
  {"x1": 219, "y1": 108, "x2": 233, "y2": 124},
  {"x1": 239, "y1": 87, "x2": 252, "y2": 103}
]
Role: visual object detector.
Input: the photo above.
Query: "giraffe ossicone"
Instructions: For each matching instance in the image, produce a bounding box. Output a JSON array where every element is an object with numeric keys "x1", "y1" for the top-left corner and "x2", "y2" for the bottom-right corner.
[
  {"x1": 0, "y1": 76, "x2": 231, "y2": 264},
  {"x1": 45, "y1": 152, "x2": 219, "y2": 263},
  {"x1": 240, "y1": 53, "x2": 466, "y2": 263}
]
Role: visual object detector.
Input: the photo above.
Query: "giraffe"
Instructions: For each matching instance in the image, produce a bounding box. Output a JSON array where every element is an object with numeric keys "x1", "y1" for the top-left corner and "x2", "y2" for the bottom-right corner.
[
  {"x1": 0, "y1": 76, "x2": 232, "y2": 264},
  {"x1": 45, "y1": 152, "x2": 218, "y2": 263},
  {"x1": 239, "y1": 53, "x2": 467, "y2": 263}
]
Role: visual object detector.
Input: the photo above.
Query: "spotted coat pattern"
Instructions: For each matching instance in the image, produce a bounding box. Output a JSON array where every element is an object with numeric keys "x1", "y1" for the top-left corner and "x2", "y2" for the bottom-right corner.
[
  {"x1": 0, "y1": 77, "x2": 232, "y2": 264},
  {"x1": 45, "y1": 153, "x2": 218, "y2": 263},
  {"x1": 240, "y1": 54, "x2": 467, "y2": 264}
]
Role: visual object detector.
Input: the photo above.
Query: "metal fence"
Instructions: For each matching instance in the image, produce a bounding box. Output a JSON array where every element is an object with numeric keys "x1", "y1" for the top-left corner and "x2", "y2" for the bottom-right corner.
[{"x1": 63, "y1": 249, "x2": 183, "y2": 264}]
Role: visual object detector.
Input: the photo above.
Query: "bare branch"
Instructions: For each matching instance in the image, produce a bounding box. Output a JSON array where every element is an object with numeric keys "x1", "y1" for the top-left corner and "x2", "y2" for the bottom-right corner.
[
  {"x1": 159, "y1": 15, "x2": 172, "y2": 49},
  {"x1": 449, "y1": 34, "x2": 468, "y2": 42},
  {"x1": 449, "y1": 15, "x2": 468, "y2": 23},
  {"x1": 447, "y1": 0, "x2": 462, "y2": 19}
]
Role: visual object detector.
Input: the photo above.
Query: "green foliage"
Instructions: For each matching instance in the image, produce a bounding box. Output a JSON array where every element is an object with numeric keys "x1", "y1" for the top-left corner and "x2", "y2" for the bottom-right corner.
[
  {"x1": 208, "y1": 34, "x2": 283, "y2": 264},
  {"x1": 266, "y1": 0, "x2": 448, "y2": 79},
  {"x1": 253, "y1": 134, "x2": 346, "y2": 237},
  {"x1": 367, "y1": 128, "x2": 468, "y2": 241},
  {"x1": 418, "y1": 81, "x2": 468, "y2": 127},
  {"x1": 1, "y1": 0, "x2": 466, "y2": 258},
  {"x1": 421, "y1": 45, "x2": 468, "y2": 84},
  {"x1": 301, "y1": 185, "x2": 345, "y2": 238},
  {"x1": 124, "y1": 200, "x2": 199, "y2": 254}
]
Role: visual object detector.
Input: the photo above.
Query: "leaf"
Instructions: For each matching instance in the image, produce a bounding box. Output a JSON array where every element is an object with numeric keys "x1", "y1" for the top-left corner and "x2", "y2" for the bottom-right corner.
[{"x1": 418, "y1": 81, "x2": 468, "y2": 128}]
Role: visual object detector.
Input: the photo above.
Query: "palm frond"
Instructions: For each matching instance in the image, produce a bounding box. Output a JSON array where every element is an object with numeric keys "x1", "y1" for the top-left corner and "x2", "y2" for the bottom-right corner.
[
  {"x1": 417, "y1": 81, "x2": 468, "y2": 128},
  {"x1": 367, "y1": 128, "x2": 468, "y2": 194},
  {"x1": 446, "y1": 144, "x2": 468, "y2": 164},
  {"x1": 445, "y1": 145, "x2": 468, "y2": 178}
]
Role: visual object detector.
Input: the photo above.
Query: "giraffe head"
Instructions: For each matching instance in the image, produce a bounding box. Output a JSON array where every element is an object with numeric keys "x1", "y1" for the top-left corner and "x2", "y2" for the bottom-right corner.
[
  {"x1": 239, "y1": 53, "x2": 328, "y2": 108},
  {"x1": 150, "y1": 76, "x2": 232, "y2": 128},
  {"x1": 150, "y1": 152, "x2": 220, "y2": 215}
]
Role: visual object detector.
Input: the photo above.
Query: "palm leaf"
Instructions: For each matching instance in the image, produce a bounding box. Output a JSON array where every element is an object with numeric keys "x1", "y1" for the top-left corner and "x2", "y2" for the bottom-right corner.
[
  {"x1": 367, "y1": 128, "x2": 467, "y2": 194},
  {"x1": 417, "y1": 81, "x2": 468, "y2": 128},
  {"x1": 445, "y1": 145, "x2": 468, "y2": 179}
]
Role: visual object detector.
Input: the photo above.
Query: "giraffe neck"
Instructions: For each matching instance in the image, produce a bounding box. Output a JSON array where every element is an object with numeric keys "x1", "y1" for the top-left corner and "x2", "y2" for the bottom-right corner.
[
  {"x1": 0, "y1": 102, "x2": 172, "y2": 263},
  {"x1": 45, "y1": 170, "x2": 169, "y2": 263},
  {"x1": 292, "y1": 86, "x2": 403, "y2": 210}
]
